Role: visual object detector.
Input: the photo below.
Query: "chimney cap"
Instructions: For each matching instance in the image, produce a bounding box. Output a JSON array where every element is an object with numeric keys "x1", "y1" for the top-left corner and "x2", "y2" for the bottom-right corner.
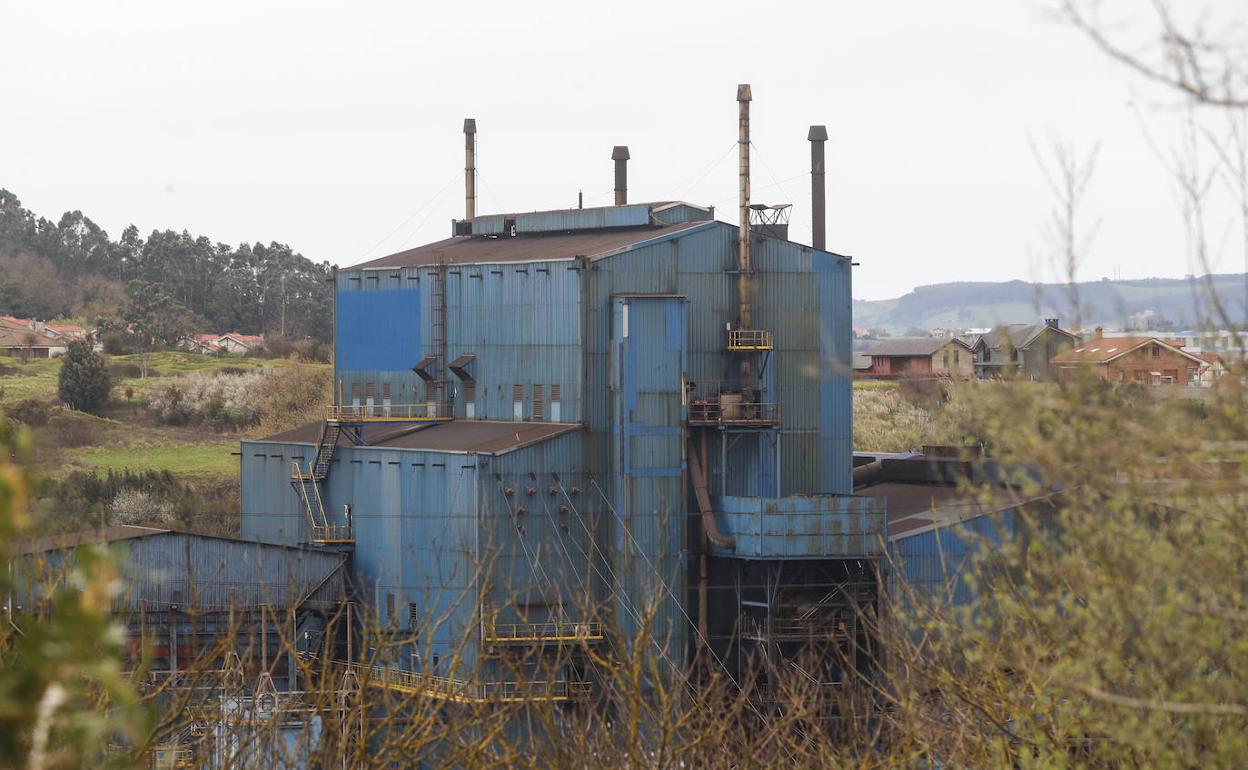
[
  {"x1": 463, "y1": 118, "x2": 477, "y2": 133},
  {"x1": 611, "y1": 145, "x2": 630, "y2": 161},
  {"x1": 737, "y1": 83, "x2": 752, "y2": 101},
  {"x1": 807, "y1": 125, "x2": 828, "y2": 142}
]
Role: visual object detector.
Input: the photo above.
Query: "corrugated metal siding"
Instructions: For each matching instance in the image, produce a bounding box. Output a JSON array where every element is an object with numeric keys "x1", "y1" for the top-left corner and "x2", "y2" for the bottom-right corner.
[
  {"x1": 609, "y1": 296, "x2": 688, "y2": 658},
  {"x1": 650, "y1": 203, "x2": 714, "y2": 226},
  {"x1": 585, "y1": 224, "x2": 852, "y2": 497},
  {"x1": 472, "y1": 205, "x2": 651, "y2": 235},
  {"x1": 711, "y1": 495, "x2": 886, "y2": 559},
  {"x1": 17, "y1": 532, "x2": 344, "y2": 611},
  {"x1": 888, "y1": 508, "x2": 1022, "y2": 610}
]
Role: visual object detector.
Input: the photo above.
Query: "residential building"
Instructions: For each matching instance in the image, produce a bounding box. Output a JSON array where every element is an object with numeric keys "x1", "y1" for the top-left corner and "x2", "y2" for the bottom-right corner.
[
  {"x1": 1051, "y1": 336, "x2": 1208, "y2": 385},
  {"x1": 972, "y1": 319, "x2": 1079, "y2": 380},
  {"x1": 859, "y1": 337, "x2": 973, "y2": 378},
  {"x1": 0, "y1": 326, "x2": 66, "y2": 358}
]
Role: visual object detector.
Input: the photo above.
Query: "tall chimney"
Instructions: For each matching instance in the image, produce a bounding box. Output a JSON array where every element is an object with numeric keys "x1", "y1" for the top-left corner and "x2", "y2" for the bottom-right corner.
[
  {"x1": 807, "y1": 125, "x2": 828, "y2": 251},
  {"x1": 737, "y1": 84, "x2": 752, "y2": 328},
  {"x1": 464, "y1": 118, "x2": 477, "y2": 220},
  {"x1": 612, "y1": 146, "x2": 630, "y2": 206},
  {"x1": 737, "y1": 84, "x2": 754, "y2": 391}
]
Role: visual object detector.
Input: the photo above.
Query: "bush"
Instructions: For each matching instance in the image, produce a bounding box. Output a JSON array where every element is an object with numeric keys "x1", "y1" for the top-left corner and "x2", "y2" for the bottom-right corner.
[
  {"x1": 99, "y1": 330, "x2": 137, "y2": 355},
  {"x1": 3, "y1": 398, "x2": 52, "y2": 427},
  {"x1": 147, "y1": 369, "x2": 267, "y2": 429},
  {"x1": 42, "y1": 414, "x2": 100, "y2": 448},
  {"x1": 107, "y1": 489, "x2": 175, "y2": 527},
  {"x1": 57, "y1": 340, "x2": 111, "y2": 414},
  {"x1": 255, "y1": 364, "x2": 333, "y2": 435},
  {"x1": 107, "y1": 362, "x2": 143, "y2": 379}
]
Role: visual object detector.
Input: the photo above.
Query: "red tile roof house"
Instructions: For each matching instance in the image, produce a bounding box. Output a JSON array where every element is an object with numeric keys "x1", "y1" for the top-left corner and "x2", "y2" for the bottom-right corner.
[
  {"x1": 858, "y1": 337, "x2": 974, "y2": 379},
  {"x1": 1051, "y1": 337, "x2": 1209, "y2": 386},
  {"x1": 216, "y1": 333, "x2": 264, "y2": 354}
]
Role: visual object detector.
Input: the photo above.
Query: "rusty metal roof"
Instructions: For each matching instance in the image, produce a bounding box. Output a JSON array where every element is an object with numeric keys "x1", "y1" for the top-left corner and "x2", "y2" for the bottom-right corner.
[
  {"x1": 14, "y1": 526, "x2": 170, "y2": 556},
  {"x1": 258, "y1": 419, "x2": 581, "y2": 455},
  {"x1": 345, "y1": 222, "x2": 708, "y2": 270}
]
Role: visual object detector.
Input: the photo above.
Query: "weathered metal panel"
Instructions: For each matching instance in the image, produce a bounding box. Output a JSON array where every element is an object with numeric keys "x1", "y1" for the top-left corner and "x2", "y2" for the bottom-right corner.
[
  {"x1": 888, "y1": 508, "x2": 1021, "y2": 609},
  {"x1": 17, "y1": 531, "x2": 345, "y2": 612},
  {"x1": 609, "y1": 295, "x2": 688, "y2": 658},
  {"x1": 469, "y1": 205, "x2": 650, "y2": 236},
  {"x1": 711, "y1": 495, "x2": 886, "y2": 559},
  {"x1": 650, "y1": 203, "x2": 714, "y2": 226}
]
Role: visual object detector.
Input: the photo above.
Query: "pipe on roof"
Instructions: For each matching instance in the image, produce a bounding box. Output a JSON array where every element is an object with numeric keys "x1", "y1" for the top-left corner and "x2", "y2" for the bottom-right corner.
[
  {"x1": 736, "y1": 84, "x2": 755, "y2": 394},
  {"x1": 612, "y1": 146, "x2": 629, "y2": 206},
  {"x1": 807, "y1": 125, "x2": 828, "y2": 251}
]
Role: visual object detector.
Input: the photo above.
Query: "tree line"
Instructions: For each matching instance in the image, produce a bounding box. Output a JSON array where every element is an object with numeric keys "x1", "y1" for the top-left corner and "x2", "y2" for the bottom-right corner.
[{"x1": 0, "y1": 189, "x2": 333, "y2": 342}]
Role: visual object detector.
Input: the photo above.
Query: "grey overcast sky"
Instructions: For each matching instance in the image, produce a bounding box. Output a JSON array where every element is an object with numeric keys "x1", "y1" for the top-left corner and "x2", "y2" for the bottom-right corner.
[{"x1": 1, "y1": 0, "x2": 1240, "y2": 300}]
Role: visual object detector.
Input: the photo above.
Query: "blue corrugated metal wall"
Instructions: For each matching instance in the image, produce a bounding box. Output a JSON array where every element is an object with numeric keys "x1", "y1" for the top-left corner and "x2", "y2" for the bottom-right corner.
[
  {"x1": 888, "y1": 509, "x2": 1021, "y2": 610},
  {"x1": 609, "y1": 295, "x2": 688, "y2": 658}
]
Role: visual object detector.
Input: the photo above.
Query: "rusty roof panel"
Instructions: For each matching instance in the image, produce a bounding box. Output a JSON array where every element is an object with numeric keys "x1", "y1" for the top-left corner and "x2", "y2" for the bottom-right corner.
[
  {"x1": 344, "y1": 222, "x2": 707, "y2": 270},
  {"x1": 258, "y1": 420, "x2": 580, "y2": 455}
]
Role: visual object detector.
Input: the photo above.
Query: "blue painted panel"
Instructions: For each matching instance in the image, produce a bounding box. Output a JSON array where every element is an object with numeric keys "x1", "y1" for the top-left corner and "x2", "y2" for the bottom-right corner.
[
  {"x1": 335, "y1": 287, "x2": 421, "y2": 373},
  {"x1": 610, "y1": 295, "x2": 688, "y2": 661},
  {"x1": 711, "y1": 495, "x2": 886, "y2": 559},
  {"x1": 889, "y1": 508, "x2": 1022, "y2": 611}
]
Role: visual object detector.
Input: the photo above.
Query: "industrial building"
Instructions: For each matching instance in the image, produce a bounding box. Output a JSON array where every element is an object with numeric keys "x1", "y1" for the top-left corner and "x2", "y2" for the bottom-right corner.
[
  {"x1": 239, "y1": 85, "x2": 887, "y2": 706},
  {"x1": 12, "y1": 526, "x2": 349, "y2": 767}
]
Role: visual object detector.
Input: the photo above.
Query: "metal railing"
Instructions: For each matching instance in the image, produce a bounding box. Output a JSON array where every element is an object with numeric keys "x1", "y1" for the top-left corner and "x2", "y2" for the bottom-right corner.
[
  {"x1": 740, "y1": 615, "x2": 853, "y2": 643},
  {"x1": 344, "y1": 661, "x2": 591, "y2": 703},
  {"x1": 484, "y1": 620, "x2": 604, "y2": 643},
  {"x1": 326, "y1": 402, "x2": 449, "y2": 422},
  {"x1": 727, "y1": 329, "x2": 774, "y2": 350},
  {"x1": 290, "y1": 461, "x2": 353, "y2": 545},
  {"x1": 688, "y1": 398, "x2": 780, "y2": 426}
]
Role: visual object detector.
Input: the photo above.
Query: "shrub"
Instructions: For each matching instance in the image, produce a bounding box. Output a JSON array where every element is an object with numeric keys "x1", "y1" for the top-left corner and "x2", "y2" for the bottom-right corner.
[
  {"x1": 56, "y1": 341, "x2": 111, "y2": 414},
  {"x1": 107, "y1": 362, "x2": 143, "y2": 379},
  {"x1": 255, "y1": 364, "x2": 333, "y2": 435},
  {"x1": 3, "y1": 398, "x2": 52, "y2": 427},
  {"x1": 147, "y1": 369, "x2": 267, "y2": 429},
  {"x1": 42, "y1": 414, "x2": 99, "y2": 448},
  {"x1": 107, "y1": 489, "x2": 175, "y2": 527},
  {"x1": 100, "y1": 330, "x2": 137, "y2": 355}
]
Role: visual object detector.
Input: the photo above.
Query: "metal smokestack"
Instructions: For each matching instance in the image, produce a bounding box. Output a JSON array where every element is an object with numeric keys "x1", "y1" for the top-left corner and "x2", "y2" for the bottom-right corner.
[
  {"x1": 736, "y1": 83, "x2": 754, "y2": 390},
  {"x1": 737, "y1": 84, "x2": 752, "y2": 327},
  {"x1": 808, "y1": 125, "x2": 828, "y2": 251},
  {"x1": 612, "y1": 146, "x2": 630, "y2": 205},
  {"x1": 464, "y1": 118, "x2": 477, "y2": 220}
]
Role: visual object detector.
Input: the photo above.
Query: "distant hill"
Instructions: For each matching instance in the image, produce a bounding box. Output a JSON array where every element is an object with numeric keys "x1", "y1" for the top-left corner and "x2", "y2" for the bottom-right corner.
[{"x1": 854, "y1": 275, "x2": 1248, "y2": 334}]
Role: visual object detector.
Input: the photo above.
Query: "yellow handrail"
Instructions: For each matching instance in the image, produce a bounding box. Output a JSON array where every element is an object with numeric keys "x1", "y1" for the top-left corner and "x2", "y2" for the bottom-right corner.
[
  {"x1": 327, "y1": 403, "x2": 449, "y2": 422},
  {"x1": 344, "y1": 661, "x2": 590, "y2": 703},
  {"x1": 484, "y1": 620, "x2": 604, "y2": 642},
  {"x1": 727, "y1": 329, "x2": 774, "y2": 350}
]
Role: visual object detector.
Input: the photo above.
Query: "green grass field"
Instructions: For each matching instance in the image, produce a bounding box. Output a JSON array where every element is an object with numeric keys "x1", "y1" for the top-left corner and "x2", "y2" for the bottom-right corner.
[{"x1": 72, "y1": 441, "x2": 239, "y2": 478}]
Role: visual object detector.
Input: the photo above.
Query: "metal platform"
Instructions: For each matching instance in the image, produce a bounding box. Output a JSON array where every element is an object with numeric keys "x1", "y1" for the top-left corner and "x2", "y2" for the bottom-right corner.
[
  {"x1": 345, "y1": 661, "x2": 591, "y2": 704},
  {"x1": 688, "y1": 399, "x2": 779, "y2": 427},
  {"x1": 326, "y1": 403, "x2": 450, "y2": 423},
  {"x1": 726, "y1": 328, "x2": 774, "y2": 351},
  {"x1": 483, "y1": 620, "x2": 604, "y2": 644}
]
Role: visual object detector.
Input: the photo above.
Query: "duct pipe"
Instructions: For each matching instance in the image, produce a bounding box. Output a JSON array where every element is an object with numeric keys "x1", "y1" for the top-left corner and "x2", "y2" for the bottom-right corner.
[
  {"x1": 612, "y1": 146, "x2": 630, "y2": 206},
  {"x1": 464, "y1": 119, "x2": 477, "y2": 221},
  {"x1": 808, "y1": 125, "x2": 828, "y2": 251},
  {"x1": 689, "y1": 439, "x2": 734, "y2": 550}
]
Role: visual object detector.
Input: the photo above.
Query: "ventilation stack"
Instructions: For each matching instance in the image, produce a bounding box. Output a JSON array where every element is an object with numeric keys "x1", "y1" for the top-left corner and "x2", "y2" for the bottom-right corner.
[
  {"x1": 808, "y1": 125, "x2": 828, "y2": 251},
  {"x1": 612, "y1": 146, "x2": 630, "y2": 205},
  {"x1": 737, "y1": 84, "x2": 754, "y2": 390},
  {"x1": 464, "y1": 119, "x2": 477, "y2": 221}
]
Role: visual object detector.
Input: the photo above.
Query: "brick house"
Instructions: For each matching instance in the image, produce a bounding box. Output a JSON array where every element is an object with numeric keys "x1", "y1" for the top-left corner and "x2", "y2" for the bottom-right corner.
[
  {"x1": 1051, "y1": 337, "x2": 1208, "y2": 385},
  {"x1": 859, "y1": 337, "x2": 974, "y2": 379},
  {"x1": 972, "y1": 319, "x2": 1079, "y2": 380}
]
